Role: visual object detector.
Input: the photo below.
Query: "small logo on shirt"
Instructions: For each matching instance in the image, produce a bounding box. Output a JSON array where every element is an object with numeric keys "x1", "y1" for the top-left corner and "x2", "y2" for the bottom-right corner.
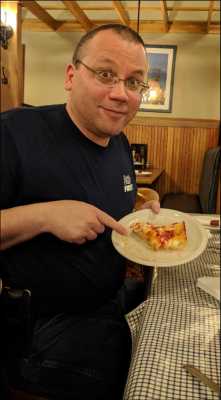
[{"x1": 123, "y1": 175, "x2": 133, "y2": 192}]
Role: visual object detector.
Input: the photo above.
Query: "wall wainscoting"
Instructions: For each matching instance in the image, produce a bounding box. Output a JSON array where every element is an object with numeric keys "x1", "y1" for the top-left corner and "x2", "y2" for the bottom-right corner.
[{"x1": 125, "y1": 117, "x2": 220, "y2": 203}]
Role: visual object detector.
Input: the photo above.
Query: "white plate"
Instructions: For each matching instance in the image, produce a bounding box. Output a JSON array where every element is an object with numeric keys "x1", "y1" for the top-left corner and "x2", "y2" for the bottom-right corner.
[{"x1": 112, "y1": 208, "x2": 208, "y2": 267}]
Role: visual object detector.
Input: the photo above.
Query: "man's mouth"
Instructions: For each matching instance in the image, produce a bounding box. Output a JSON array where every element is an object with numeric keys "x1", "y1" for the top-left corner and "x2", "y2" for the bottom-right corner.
[{"x1": 100, "y1": 106, "x2": 127, "y2": 116}]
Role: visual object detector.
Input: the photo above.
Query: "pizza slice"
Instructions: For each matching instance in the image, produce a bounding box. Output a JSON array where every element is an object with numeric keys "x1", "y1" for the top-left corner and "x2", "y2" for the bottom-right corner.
[{"x1": 130, "y1": 221, "x2": 187, "y2": 251}]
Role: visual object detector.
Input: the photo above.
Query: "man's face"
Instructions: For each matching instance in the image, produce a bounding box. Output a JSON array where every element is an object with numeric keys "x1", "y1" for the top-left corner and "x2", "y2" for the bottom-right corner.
[{"x1": 65, "y1": 30, "x2": 147, "y2": 145}]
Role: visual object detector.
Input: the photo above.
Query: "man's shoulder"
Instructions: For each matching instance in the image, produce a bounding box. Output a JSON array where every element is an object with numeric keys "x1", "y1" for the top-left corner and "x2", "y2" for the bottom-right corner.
[
  {"x1": 1, "y1": 104, "x2": 66, "y2": 145},
  {"x1": 1, "y1": 104, "x2": 65, "y2": 123}
]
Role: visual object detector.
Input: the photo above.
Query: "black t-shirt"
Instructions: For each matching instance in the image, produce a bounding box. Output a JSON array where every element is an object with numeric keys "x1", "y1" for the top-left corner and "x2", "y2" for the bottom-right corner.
[{"x1": 0, "y1": 104, "x2": 136, "y2": 315}]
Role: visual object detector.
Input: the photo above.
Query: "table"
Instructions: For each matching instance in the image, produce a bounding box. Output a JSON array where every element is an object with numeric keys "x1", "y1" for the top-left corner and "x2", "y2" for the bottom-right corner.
[
  {"x1": 124, "y1": 218, "x2": 220, "y2": 400},
  {"x1": 136, "y1": 168, "x2": 164, "y2": 187}
]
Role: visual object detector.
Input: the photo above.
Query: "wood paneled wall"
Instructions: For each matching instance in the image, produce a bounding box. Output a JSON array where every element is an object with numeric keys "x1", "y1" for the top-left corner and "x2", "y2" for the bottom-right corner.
[{"x1": 125, "y1": 117, "x2": 220, "y2": 202}]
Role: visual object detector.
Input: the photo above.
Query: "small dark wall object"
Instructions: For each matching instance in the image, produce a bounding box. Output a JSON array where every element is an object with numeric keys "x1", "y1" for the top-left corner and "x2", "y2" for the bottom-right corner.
[
  {"x1": 1, "y1": 66, "x2": 8, "y2": 84},
  {"x1": 0, "y1": 25, "x2": 13, "y2": 49},
  {"x1": 161, "y1": 146, "x2": 221, "y2": 213}
]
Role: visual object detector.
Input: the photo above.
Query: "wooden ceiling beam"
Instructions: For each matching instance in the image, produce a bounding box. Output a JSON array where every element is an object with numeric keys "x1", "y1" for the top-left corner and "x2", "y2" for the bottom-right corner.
[
  {"x1": 62, "y1": 1, "x2": 94, "y2": 31},
  {"x1": 40, "y1": 5, "x2": 221, "y2": 12},
  {"x1": 22, "y1": 19, "x2": 220, "y2": 35},
  {"x1": 160, "y1": 0, "x2": 169, "y2": 32},
  {"x1": 207, "y1": 0, "x2": 215, "y2": 32},
  {"x1": 21, "y1": 0, "x2": 61, "y2": 31},
  {"x1": 112, "y1": 0, "x2": 130, "y2": 26},
  {"x1": 168, "y1": 6, "x2": 219, "y2": 12}
]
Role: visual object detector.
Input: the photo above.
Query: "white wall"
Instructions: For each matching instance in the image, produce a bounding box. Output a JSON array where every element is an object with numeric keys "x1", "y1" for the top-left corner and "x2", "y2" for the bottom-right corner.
[
  {"x1": 140, "y1": 33, "x2": 220, "y2": 119},
  {"x1": 23, "y1": 31, "x2": 220, "y2": 119}
]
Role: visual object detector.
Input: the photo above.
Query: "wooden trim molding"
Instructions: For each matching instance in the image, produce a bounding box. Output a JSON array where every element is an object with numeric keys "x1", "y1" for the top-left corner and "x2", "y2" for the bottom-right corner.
[{"x1": 129, "y1": 116, "x2": 220, "y2": 129}]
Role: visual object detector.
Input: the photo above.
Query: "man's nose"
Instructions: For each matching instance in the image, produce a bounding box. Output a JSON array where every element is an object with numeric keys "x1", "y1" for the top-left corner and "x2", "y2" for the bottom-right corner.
[{"x1": 108, "y1": 80, "x2": 129, "y2": 100}]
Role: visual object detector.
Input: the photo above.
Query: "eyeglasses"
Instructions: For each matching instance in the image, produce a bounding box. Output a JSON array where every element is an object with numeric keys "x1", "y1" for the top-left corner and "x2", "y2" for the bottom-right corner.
[{"x1": 75, "y1": 59, "x2": 148, "y2": 96}]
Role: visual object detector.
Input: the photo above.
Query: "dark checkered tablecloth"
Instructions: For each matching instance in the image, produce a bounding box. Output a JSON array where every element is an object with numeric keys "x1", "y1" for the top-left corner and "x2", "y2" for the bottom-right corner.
[{"x1": 125, "y1": 231, "x2": 220, "y2": 400}]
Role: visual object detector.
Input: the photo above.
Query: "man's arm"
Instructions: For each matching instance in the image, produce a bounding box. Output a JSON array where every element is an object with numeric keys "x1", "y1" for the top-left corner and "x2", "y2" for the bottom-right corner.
[
  {"x1": 0, "y1": 200, "x2": 128, "y2": 251},
  {"x1": 1, "y1": 204, "x2": 47, "y2": 250}
]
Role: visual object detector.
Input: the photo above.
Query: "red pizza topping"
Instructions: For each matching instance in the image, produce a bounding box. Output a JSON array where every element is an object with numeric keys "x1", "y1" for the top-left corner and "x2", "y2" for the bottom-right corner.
[{"x1": 130, "y1": 221, "x2": 187, "y2": 251}]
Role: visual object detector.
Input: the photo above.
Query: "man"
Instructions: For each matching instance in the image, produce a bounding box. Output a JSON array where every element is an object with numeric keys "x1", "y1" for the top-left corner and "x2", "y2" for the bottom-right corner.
[{"x1": 1, "y1": 24, "x2": 159, "y2": 399}]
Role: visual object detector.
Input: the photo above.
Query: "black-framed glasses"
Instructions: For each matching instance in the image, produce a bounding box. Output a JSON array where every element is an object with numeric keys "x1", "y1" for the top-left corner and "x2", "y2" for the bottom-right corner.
[{"x1": 75, "y1": 59, "x2": 148, "y2": 95}]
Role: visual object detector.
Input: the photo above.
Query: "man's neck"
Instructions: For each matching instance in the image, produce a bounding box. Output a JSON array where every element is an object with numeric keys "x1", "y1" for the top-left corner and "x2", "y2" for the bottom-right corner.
[{"x1": 65, "y1": 103, "x2": 110, "y2": 147}]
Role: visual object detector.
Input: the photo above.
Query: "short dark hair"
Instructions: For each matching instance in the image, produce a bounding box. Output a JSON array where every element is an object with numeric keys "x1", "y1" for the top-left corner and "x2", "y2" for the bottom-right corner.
[{"x1": 72, "y1": 23, "x2": 145, "y2": 64}]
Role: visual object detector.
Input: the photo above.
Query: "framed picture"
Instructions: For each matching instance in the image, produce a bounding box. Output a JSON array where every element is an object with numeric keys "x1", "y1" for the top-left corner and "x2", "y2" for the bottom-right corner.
[{"x1": 140, "y1": 45, "x2": 177, "y2": 113}]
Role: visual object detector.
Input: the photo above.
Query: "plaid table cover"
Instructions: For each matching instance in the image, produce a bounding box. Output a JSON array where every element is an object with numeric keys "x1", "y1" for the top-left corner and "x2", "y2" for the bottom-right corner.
[{"x1": 125, "y1": 232, "x2": 220, "y2": 400}]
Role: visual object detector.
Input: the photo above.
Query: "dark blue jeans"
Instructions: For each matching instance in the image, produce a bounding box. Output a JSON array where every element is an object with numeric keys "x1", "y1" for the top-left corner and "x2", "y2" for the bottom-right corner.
[{"x1": 20, "y1": 300, "x2": 131, "y2": 400}]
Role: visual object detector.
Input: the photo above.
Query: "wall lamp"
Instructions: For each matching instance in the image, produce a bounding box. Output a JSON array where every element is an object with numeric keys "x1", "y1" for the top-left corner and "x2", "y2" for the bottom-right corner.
[{"x1": 0, "y1": 25, "x2": 13, "y2": 49}]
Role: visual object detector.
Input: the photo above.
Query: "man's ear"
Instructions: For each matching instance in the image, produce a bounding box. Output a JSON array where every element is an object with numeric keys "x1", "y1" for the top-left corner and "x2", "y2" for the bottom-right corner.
[{"x1": 64, "y1": 64, "x2": 75, "y2": 91}]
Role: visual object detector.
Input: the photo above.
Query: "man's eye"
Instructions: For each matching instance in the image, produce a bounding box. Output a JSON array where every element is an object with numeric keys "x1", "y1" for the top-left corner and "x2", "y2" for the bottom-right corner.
[
  {"x1": 126, "y1": 78, "x2": 139, "y2": 89},
  {"x1": 97, "y1": 70, "x2": 114, "y2": 81}
]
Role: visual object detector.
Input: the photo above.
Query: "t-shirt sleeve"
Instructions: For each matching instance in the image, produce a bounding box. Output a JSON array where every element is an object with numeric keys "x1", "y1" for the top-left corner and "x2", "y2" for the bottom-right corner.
[{"x1": 1, "y1": 117, "x2": 21, "y2": 209}]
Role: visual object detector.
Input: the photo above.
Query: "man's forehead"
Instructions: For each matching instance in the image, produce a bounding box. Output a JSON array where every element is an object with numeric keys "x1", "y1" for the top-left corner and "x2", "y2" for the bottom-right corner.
[
  {"x1": 83, "y1": 31, "x2": 146, "y2": 64},
  {"x1": 83, "y1": 29, "x2": 142, "y2": 51}
]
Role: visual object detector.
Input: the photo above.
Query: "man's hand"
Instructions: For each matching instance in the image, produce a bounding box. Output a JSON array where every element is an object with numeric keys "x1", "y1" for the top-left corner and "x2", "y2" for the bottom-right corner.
[
  {"x1": 138, "y1": 200, "x2": 160, "y2": 214},
  {"x1": 1, "y1": 200, "x2": 128, "y2": 250},
  {"x1": 44, "y1": 200, "x2": 128, "y2": 244}
]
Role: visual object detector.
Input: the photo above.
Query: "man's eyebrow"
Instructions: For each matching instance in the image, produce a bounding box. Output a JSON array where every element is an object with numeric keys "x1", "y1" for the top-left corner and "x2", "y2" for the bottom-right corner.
[
  {"x1": 132, "y1": 69, "x2": 146, "y2": 78},
  {"x1": 95, "y1": 59, "x2": 146, "y2": 77}
]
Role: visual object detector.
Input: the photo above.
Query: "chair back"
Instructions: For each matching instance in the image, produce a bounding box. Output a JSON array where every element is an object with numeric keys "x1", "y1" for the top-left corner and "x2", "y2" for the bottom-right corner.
[{"x1": 199, "y1": 146, "x2": 221, "y2": 213}]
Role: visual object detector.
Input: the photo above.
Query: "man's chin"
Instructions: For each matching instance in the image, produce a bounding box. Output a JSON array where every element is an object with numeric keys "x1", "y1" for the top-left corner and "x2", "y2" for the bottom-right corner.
[
  {"x1": 100, "y1": 126, "x2": 124, "y2": 138},
  {"x1": 102, "y1": 119, "x2": 130, "y2": 136}
]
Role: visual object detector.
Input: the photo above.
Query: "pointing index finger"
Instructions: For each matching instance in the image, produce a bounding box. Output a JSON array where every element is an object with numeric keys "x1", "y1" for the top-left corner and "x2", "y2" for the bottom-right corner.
[{"x1": 97, "y1": 209, "x2": 128, "y2": 236}]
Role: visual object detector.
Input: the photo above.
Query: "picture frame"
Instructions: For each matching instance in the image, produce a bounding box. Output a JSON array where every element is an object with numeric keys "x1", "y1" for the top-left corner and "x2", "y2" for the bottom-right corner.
[{"x1": 140, "y1": 45, "x2": 177, "y2": 113}]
